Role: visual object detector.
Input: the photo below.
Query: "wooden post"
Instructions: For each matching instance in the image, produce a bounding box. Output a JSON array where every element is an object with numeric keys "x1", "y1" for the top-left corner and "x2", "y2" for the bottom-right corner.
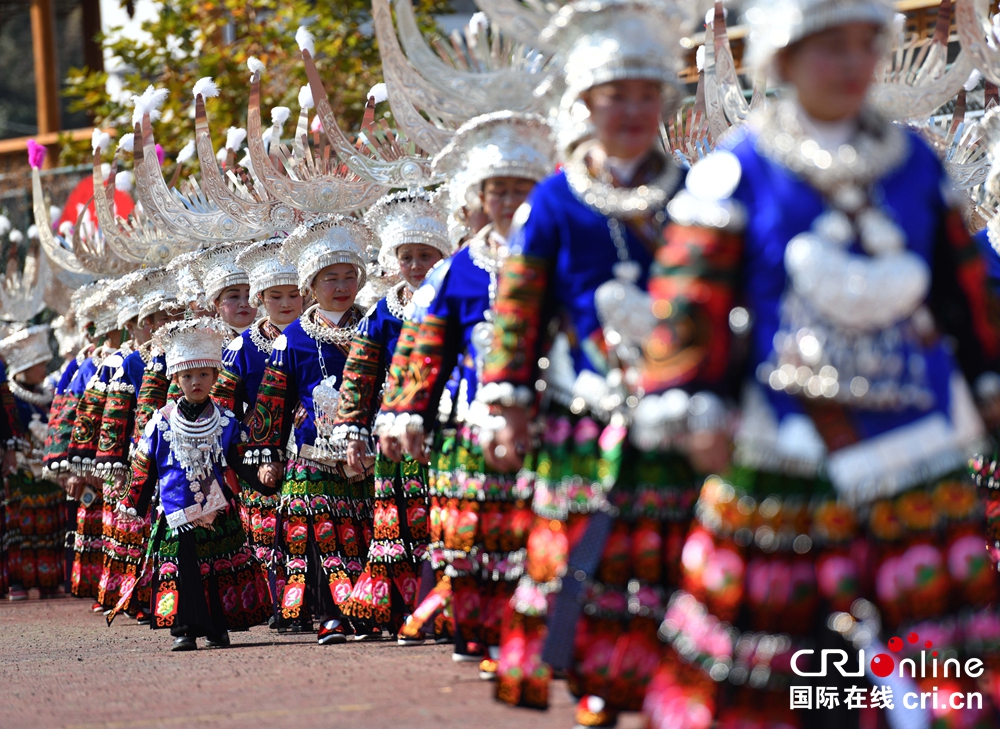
[
  {"x1": 30, "y1": 0, "x2": 61, "y2": 168},
  {"x1": 81, "y1": 0, "x2": 104, "y2": 74}
]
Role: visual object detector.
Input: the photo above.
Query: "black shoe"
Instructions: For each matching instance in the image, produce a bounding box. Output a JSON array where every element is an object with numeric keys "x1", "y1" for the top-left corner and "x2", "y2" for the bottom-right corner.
[
  {"x1": 206, "y1": 632, "x2": 230, "y2": 648},
  {"x1": 171, "y1": 636, "x2": 197, "y2": 652},
  {"x1": 267, "y1": 615, "x2": 278, "y2": 630}
]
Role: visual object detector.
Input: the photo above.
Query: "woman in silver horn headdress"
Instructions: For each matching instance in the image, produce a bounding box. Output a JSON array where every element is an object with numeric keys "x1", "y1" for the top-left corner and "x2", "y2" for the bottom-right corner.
[{"x1": 478, "y1": 1, "x2": 699, "y2": 724}]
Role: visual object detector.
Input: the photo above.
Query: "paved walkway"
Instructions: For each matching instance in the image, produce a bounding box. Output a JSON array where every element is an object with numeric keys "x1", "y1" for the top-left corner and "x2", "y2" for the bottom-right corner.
[{"x1": 0, "y1": 597, "x2": 587, "y2": 729}]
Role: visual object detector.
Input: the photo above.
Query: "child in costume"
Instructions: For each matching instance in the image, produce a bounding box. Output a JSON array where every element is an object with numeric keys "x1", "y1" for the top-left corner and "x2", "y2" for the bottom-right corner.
[
  {"x1": 333, "y1": 190, "x2": 453, "y2": 639},
  {"x1": 119, "y1": 318, "x2": 269, "y2": 650},
  {"x1": 247, "y1": 216, "x2": 373, "y2": 644}
]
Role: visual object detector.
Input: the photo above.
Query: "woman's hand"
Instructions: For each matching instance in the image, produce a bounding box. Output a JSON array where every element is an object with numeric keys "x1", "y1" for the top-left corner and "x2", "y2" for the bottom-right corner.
[
  {"x1": 65, "y1": 475, "x2": 85, "y2": 500},
  {"x1": 401, "y1": 429, "x2": 430, "y2": 465},
  {"x1": 483, "y1": 405, "x2": 530, "y2": 473},
  {"x1": 379, "y1": 432, "x2": 403, "y2": 463},
  {"x1": 258, "y1": 463, "x2": 283, "y2": 489},
  {"x1": 346, "y1": 440, "x2": 375, "y2": 474}
]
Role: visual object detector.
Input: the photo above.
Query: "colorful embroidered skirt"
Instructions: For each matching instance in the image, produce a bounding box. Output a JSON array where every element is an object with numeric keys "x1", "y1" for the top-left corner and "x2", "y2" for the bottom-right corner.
[
  {"x1": 274, "y1": 459, "x2": 372, "y2": 623},
  {"x1": 642, "y1": 468, "x2": 999, "y2": 729},
  {"x1": 342, "y1": 454, "x2": 428, "y2": 630},
  {"x1": 71, "y1": 493, "x2": 105, "y2": 598},
  {"x1": 98, "y1": 475, "x2": 152, "y2": 614},
  {"x1": 149, "y1": 503, "x2": 269, "y2": 637},
  {"x1": 2, "y1": 470, "x2": 64, "y2": 592},
  {"x1": 495, "y1": 412, "x2": 698, "y2": 715},
  {"x1": 238, "y1": 484, "x2": 286, "y2": 607},
  {"x1": 403, "y1": 425, "x2": 531, "y2": 649}
]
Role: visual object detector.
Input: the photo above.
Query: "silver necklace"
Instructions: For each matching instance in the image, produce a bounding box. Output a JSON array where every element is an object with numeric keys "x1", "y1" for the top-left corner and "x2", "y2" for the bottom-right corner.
[
  {"x1": 468, "y1": 230, "x2": 502, "y2": 307},
  {"x1": 300, "y1": 304, "x2": 357, "y2": 347},
  {"x1": 385, "y1": 282, "x2": 410, "y2": 321},
  {"x1": 249, "y1": 319, "x2": 277, "y2": 357},
  {"x1": 9, "y1": 379, "x2": 54, "y2": 408},
  {"x1": 165, "y1": 403, "x2": 227, "y2": 485},
  {"x1": 755, "y1": 100, "x2": 908, "y2": 205},
  {"x1": 564, "y1": 146, "x2": 680, "y2": 219}
]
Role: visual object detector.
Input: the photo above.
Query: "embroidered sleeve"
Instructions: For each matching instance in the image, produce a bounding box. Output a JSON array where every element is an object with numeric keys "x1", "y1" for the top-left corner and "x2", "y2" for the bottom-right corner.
[
  {"x1": 244, "y1": 338, "x2": 296, "y2": 465},
  {"x1": 42, "y1": 391, "x2": 78, "y2": 476},
  {"x1": 482, "y1": 254, "x2": 550, "y2": 390},
  {"x1": 133, "y1": 361, "x2": 169, "y2": 447},
  {"x1": 641, "y1": 220, "x2": 744, "y2": 395},
  {"x1": 210, "y1": 368, "x2": 242, "y2": 417},
  {"x1": 95, "y1": 382, "x2": 136, "y2": 474},
  {"x1": 394, "y1": 314, "x2": 452, "y2": 419},
  {"x1": 334, "y1": 332, "x2": 386, "y2": 439},
  {"x1": 381, "y1": 320, "x2": 419, "y2": 416},
  {"x1": 67, "y1": 371, "x2": 109, "y2": 476},
  {"x1": 122, "y1": 419, "x2": 159, "y2": 518},
  {"x1": 928, "y1": 207, "x2": 1000, "y2": 385}
]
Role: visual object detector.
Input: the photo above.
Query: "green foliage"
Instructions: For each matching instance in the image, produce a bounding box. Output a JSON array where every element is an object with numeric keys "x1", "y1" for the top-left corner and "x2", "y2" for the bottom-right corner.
[{"x1": 60, "y1": 0, "x2": 447, "y2": 168}]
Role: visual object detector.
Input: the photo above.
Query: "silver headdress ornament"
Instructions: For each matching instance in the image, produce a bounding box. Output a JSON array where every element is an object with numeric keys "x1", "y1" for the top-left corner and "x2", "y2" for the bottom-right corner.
[
  {"x1": 76, "y1": 278, "x2": 122, "y2": 337},
  {"x1": 70, "y1": 279, "x2": 106, "y2": 329},
  {"x1": 154, "y1": 317, "x2": 229, "y2": 376},
  {"x1": 432, "y1": 111, "x2": 557, "y2": 211},
  {"x1": 0, "y1": 242, "x2": 50, "y2": 323},
  {"x1": 115, "y1": 270, "x2": 148, "y2": 329},
  {"x1": 538, "y1": 0, "x2": 691, "y2": 106},
  {"x1": 0, "y1": 324, "x2": 53, "y2": 377},
  {"x1": 167, "y1": 249, "x2": 210, "y2": 310},
  {"x1": 743, "y1": 0, "x2": 894, "y2": 71},
  {"x1": 364, "y1": 190, "x2": 452, "y2": 267},
  {"x1": 191, "y1": 242, "x2": 249, "y2": 305},
  {"x1": 281, "y1": 215, "x2": 373, "y2": 295},
  {"x1": 235, "y1": 236, "x2": 298, "y2": 306},
  {"x1": 134, "y1": 267, "x2": 181, "y2": 324}
]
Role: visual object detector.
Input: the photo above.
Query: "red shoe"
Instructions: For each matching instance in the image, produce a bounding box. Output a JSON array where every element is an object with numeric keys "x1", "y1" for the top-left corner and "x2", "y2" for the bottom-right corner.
[
  {"x1": 574, "y1": 696, "x2": 617, "y2": 728},
  {"x1": 91, "y1": 602, "x2": 104, "y2": 613},
  {"x1": 317, "y1": 620, "x2": 349, "y2": 645}
]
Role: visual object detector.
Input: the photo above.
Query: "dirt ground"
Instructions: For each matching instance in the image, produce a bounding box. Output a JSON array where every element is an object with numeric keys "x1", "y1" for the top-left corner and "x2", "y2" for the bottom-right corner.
[{"x1": 0, "y1": 595, "x2": 629, "y2": 729}]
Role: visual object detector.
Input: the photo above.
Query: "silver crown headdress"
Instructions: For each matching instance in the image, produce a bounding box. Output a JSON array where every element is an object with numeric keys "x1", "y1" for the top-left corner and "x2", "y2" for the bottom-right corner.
[
  {"x1": 77, "y1": 278, "x2": 124, "y2": 337},
  {"x1": 235, "y1": 236, "x2": 299, "y2": 306},
  {"x1": 538, "y1": 0, "x2": 691, "y2": 108},
  {"x1": 363, "y1": 190, "x2": 452, "y2": 267},
  {"x1": 0, "y1": 324, "x2": 53, "y2": 377},
  {"x1": 133, "y1": 267, "x2": 181, "y2": 324},
  {"x1": 432, "y1": 111, "x2": 556, "y2": 212},
  {"x1": 744, "y1": 0, "x2": 894, "y2": 71},
  {"x1": 154, "y1": 317, "x2": 229, "y2": 376},
  {"x1": 191, "y1": 242, "x2": 249, "y2": 305},
  {"x1": 115, "y1": 270, "x2": 148, "y2": 329},
  {"x1": 167, "y1": 249, "x2": 211, "y2": 310},
  {"x1": 282, "y1": 215, "x2": 373, "y2": 295}
]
